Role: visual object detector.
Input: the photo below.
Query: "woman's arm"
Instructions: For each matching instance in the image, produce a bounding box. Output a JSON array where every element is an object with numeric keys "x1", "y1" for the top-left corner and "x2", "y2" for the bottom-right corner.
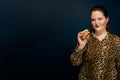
[
  {"x1": 115, "y1": 37, "x2": 120, "y2": 79},
  {"x1": 116, "y1": 45, "x2": 120, "y2": 79},
  {"x1": 70, "y1": 43, "x2": 87, "y2": 66}
]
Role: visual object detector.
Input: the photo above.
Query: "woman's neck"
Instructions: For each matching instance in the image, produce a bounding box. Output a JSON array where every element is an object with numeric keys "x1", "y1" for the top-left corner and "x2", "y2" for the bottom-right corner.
[{"x1": 94, "y1": 30, "x2": 108, "y2": 41}]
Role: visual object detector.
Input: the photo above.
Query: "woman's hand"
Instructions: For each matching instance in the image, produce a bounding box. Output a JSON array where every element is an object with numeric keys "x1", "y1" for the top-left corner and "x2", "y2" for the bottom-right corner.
[{"x1": 77, "y1": 31, "x2": 89, "y2": 50}]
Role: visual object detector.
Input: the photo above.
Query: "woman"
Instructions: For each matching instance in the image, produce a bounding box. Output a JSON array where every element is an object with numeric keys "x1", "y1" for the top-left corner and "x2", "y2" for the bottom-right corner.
[{"x1": 70, "y1": 6, "x2": 120, "y2": 80}]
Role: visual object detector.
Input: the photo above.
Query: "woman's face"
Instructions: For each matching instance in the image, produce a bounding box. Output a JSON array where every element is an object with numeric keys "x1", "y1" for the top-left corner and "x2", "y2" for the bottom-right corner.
[{"x1": 91, "y1": 11, "x2": 109, "y2": 33}]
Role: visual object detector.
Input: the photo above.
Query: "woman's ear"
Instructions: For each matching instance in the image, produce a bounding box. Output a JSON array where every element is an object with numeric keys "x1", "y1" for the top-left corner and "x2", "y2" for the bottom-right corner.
[{"x1": 107, "y1": 17, "x2": 109, "y2": 23}]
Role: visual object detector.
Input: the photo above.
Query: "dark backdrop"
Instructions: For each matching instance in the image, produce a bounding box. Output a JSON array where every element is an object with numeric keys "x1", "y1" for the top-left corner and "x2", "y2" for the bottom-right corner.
[{"x1": 1, "y1": 0, "x2": 120, "y2": 80}]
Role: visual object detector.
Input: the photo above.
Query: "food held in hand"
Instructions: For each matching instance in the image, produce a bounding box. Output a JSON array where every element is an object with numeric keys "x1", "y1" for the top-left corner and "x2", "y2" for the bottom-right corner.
[{"x1": 81, "y1": 29, "x2": 90, "y2": 40}]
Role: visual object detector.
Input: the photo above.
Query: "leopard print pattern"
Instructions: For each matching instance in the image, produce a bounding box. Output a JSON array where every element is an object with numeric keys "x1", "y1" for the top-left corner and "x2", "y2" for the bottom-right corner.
[{"x1": 70, "y1": 32, "x2": 120, "y2": 80}]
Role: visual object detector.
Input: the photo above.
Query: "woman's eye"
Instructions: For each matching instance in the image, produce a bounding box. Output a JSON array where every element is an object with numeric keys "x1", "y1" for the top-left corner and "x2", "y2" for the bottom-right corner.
[
  {"x1": 98, "y1": 18, "x2": 103, "y2": 20},
  {"x1": 91, "y1": 19, "x2": 95, "y2": 21}
]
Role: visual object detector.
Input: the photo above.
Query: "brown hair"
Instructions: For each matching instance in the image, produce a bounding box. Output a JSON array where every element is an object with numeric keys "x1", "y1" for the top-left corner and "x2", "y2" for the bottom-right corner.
[{"x1": 90, "y1": 6, "x2": 112, "y2": 34}]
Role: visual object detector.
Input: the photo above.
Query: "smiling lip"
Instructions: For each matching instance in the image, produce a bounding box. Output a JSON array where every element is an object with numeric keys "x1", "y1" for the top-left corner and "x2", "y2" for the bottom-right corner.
[{"x1": 96, "y1": 26, "x2": 99, "y2": 28}]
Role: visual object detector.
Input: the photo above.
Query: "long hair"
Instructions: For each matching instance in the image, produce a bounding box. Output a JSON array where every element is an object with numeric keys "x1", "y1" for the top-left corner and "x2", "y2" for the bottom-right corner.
[{"x1": 90, "y1": 6, "x2": 113, "y2": 34}]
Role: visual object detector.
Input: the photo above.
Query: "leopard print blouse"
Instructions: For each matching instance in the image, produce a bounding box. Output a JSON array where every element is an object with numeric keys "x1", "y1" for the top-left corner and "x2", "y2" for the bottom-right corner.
[{"x1": 70, "y1": 32, "x2": 120, "y2": 80}]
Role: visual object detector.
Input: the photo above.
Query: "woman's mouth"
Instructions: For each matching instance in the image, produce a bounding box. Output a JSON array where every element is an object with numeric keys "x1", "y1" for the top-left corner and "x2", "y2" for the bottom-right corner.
[{"x1": 95, "y1": 26, "x2": 99, "y2": 28}]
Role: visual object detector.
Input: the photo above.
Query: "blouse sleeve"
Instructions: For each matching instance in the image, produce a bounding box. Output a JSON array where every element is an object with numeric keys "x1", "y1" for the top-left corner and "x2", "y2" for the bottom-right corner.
[
  {"x1": 70, "y1": 43, "x2": 87, "y2": 66},
  {"x1": 115, "y1": 37, "x2": 120, "y2": 79}
]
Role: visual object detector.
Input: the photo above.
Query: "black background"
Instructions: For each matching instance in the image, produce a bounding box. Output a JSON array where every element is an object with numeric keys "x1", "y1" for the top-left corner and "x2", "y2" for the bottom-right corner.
[{"x1": 1, "y1": 0, "x2": 120, "y2": 80}]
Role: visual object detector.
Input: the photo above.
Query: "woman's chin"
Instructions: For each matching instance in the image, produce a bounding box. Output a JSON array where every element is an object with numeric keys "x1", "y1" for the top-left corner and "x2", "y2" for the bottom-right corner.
[{"x1": 94, "y1": 28, "x2": 102, "y2": 32}]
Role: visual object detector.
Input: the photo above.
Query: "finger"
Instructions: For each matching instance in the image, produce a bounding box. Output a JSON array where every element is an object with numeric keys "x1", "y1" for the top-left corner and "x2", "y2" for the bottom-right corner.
[
  {"x1": 86, "y1": 35, "x2": 90, "y2": 39},
  {"x1": 78, "y1": 32, "x2": 82, "y2": 37}
]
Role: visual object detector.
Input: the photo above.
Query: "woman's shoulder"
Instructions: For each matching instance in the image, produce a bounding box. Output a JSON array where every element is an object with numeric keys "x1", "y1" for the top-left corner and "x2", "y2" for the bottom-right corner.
[
  {"x1": 110, "y1": 33, "x2": 120, "y2": 43},
  {"x1": 111, "y1": 33, "x2": 120, "y2": 39}
]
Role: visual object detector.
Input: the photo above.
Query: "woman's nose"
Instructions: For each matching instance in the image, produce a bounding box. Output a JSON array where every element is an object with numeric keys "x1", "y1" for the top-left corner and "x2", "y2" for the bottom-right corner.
[{"x1": 95, "y1": 20, "x2": 99, "y2": 25}]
